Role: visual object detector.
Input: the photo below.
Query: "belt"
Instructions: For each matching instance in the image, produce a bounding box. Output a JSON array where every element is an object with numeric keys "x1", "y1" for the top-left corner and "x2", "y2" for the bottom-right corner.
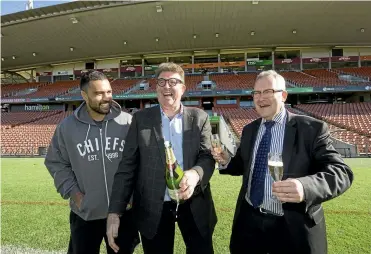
[
  {"x1": 258, "y1": 207, "x2": 282, "y2": 217},
  {"x1": 243, "y1": 199, "x2": 283, "y2": 217}
]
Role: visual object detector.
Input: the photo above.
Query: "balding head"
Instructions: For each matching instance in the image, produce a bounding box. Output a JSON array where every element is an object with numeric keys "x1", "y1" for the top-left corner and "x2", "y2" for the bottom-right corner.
[
  {"x1": 256, "y1": 70, "x2": 286, "y2": 91},
  {"x1": 253, "y1": 70, "x2": 288, "y2": 120}
]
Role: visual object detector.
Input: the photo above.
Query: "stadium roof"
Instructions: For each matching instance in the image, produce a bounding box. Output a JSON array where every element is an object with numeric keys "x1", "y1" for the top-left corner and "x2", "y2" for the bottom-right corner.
[{"x1": 1, "y1": 0, "x2": 371, "y2": 71}]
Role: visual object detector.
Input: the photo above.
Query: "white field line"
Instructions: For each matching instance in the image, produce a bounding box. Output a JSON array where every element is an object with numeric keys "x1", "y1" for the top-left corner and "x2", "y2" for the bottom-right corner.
[{"x1": 1, "y1": 245, "x2": 65, "y2": 254}]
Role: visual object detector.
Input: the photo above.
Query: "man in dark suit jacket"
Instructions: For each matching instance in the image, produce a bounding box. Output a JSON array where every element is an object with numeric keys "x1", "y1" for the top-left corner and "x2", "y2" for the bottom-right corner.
[
  {"x1": 107, "y1": 62, "x2": 216, "y2": 254},
  {"x1": 212, "y1": 70, "x2": 353, "y2": 254}
]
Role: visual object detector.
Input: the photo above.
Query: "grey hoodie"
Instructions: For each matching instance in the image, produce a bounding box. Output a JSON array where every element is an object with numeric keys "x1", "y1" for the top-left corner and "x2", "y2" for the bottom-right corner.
[{"x1": 45, "y1": 101, "x2": 132, "y2": 221}]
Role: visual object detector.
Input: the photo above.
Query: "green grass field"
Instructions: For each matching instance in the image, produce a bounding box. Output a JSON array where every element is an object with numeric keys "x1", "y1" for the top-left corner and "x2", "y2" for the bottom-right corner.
[{"x1": 1, "y1": 158, "x2": 371, "y2": 254}]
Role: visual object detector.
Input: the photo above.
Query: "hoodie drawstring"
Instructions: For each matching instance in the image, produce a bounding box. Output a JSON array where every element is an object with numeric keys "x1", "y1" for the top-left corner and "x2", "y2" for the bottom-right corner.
[
  {"x1": 82, "y1": 124, "x2": 91, "y2": 157},
  {"x1": 104, "y1": 121, "x2": 112, "y2": 162},
  {"x1": 81, "y1": 122, "x2": 111, "y2": 207},
  {"x1": 101, "y1": 121, "x2": 110, "y2": 207}
]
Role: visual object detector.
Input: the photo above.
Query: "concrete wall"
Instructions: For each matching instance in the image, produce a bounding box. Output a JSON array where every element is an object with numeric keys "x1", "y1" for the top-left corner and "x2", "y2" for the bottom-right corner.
[
  {"x1": 218, "y1": 115, "x2": 237, "y2": 155},
  {"x1": 331, "y1": 137, "x2": 358, "y2": 157},
  {"x1": 96, "y1": 59, "x2": 120, "y2": 69},
  {"x1": 360, "y1": 48, "x2": 371, "y2": 56},
  {"x1": 343, "y1": 49, "x2": 359, "y2": 57},
  {"x1": 301, "y1": 48, "x2": 329, "y2": 58},
  {"x1": 52, "y1": 64, "x2": 75, "y2": 75},
  {"x1": 347, "y1": 92, "x2": 371, "y2": 102}
]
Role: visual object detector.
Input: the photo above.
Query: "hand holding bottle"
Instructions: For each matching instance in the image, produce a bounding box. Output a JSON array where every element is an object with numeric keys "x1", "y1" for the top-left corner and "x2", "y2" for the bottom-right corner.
[
  {"x1": 179, "y1": 169, "x2": 200, "y2": 200},
  {"x1": 164, "y1": 141, "x2": 184, "y2": 202}
]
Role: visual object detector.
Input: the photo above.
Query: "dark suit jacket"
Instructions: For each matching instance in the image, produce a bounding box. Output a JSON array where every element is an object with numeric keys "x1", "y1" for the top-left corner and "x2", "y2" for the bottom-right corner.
[
  {"x1": 221, "y1": 111, "x2": 353, "y2": 254},
  {"x1": 109, "y1": 105, "x2": 217, "y2": 239}
]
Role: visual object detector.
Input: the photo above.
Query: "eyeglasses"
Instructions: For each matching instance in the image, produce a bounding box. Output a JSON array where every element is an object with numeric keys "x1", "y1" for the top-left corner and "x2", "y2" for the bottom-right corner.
[
  {"x1": 251, "y1": 89, "x2": 283, "y2": 97},
  {"x1": 156, "y1": 78, "x2": 183, "y2": 87}
]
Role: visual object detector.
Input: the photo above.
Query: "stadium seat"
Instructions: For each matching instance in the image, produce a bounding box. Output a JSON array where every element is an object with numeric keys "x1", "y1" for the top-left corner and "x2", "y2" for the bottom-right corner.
[{"x1": 295, "y1": 103, "x2": 371, "y2": 153}]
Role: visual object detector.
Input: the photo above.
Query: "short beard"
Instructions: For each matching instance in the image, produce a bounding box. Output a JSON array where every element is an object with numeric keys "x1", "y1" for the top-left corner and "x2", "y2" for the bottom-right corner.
[{"x1": 88, "y1": 98, "x2": 112, "y2": 114}]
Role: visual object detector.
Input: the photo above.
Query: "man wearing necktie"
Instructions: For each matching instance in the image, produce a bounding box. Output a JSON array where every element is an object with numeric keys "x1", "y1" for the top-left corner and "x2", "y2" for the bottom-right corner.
[{"x1": 212, "y1": 70, "x2": 353, "y2": 254}]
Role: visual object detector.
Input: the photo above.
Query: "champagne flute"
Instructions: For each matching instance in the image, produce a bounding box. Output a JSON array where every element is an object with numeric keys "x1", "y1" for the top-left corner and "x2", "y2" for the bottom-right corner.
[
  {"x1": 211, "y1": 134, "x2": 222, "y2": 167},
  {"x1": 268, "y1": 152, "x2": 284, "y2": 182}
]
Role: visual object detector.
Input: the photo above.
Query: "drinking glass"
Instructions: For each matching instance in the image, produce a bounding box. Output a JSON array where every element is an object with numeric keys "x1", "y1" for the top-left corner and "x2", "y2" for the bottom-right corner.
[{"x1": 268, "y1": 152, "x2": 283, "y2": 182}]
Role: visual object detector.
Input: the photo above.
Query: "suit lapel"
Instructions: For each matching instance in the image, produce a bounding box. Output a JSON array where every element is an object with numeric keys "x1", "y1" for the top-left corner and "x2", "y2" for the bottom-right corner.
[
  {"x1": 282, "y1": 112, "x2": 296, "y2": 179},
  {"x1": 182, "y1": 107, "x2": 193, "y2": 171},
  {"x1": 152, "y1": 106, "x2": 166, "y2": 167},
  {"x1": 244, "y1": 120, "x2": 260, "y2": 181}
]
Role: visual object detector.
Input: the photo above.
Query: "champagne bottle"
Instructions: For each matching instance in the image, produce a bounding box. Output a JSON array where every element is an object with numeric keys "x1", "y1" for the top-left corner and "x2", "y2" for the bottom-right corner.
[{"x1": 164, "y1": 141, "x2": 184, "y2": 202}]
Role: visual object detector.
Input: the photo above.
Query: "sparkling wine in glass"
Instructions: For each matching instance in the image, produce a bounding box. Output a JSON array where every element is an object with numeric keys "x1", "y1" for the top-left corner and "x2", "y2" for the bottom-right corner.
[
  {"x1": 211, "y1": 134, "x2": 222, "y2": 167},
  {"x1": 268, "y1": 152, "x2": 284, "y2": 182}
]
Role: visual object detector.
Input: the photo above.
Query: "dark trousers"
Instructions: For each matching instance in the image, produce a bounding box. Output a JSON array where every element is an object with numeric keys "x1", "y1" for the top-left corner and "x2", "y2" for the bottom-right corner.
[
  {"x1": 68, "y1": 210, "x2": 140, "y2": 254},
  {"x1": 141, "y1": 201, "x2": 214, "y2": 254},
  {"x1": 230, "y1": 200, "x2": 291, "y2": 254}
]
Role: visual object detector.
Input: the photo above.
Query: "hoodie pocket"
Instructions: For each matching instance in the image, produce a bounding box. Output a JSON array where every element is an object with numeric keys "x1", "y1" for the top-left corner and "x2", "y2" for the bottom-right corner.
[
  {"x1": 78, "y1": 194, "x2": 88, "y2": 212},
  {"x1": 79, "y1": 190, "x2": 106, "y2": 216}
]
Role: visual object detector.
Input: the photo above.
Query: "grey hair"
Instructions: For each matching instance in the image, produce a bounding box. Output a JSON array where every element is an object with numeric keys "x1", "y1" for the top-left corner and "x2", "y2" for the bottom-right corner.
[{"x1": 256, "y1": 70, "x2": 286, "y2": 90}]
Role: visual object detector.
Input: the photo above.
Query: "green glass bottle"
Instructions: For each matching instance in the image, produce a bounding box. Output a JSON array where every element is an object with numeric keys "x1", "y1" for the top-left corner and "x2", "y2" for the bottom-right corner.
[{"x1": 164, "y1": 141, "x2": 184, "y2": 202}]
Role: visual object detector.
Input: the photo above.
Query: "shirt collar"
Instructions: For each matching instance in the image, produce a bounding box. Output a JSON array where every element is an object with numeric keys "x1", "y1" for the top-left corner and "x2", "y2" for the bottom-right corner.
[
  {"x1": 261, "y1": 106, "x2": 286, "y2": 126},
  {"x1": 160, "y1": 103, "x2": 184, "y2": 119}
]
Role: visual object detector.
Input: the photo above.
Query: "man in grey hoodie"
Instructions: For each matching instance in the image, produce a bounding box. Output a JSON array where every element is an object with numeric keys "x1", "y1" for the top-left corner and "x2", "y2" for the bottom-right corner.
[{"x1": 45, "y1": 70, "x2": 139, "y2": 254}]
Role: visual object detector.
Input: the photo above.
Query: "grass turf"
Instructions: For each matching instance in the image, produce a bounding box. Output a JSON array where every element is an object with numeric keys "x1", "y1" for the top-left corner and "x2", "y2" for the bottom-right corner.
[{"x1": 1, "y1": 158, "x2": 370, "y2": 253}]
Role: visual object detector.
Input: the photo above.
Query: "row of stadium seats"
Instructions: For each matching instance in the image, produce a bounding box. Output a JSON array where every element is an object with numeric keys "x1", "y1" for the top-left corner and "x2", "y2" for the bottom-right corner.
[
  {"x1": 214, "y1": 104, "x2": 371, "y2": 154},
  {"x1": 210, "y1": 73, "x2": 257, "y2": 89},
  {"x1": 131, "y1": 75, "x2": 204, "y2": 94},
  {"x1": 282, "y1": 69, "x2": 369, "y2": 87},
  {"x1": 296, "y1": 103, "x2": 371, "y2": 137},
  {"x1": 1, "y1": 111, "x2": 73, "y2": 156},
  {"x1": 337, "y1": 67, "x2": 371, "y2": 79},
  {"x1": 111, "y1": 79, "x2": 140, "y2": 94},
  {"x1": 28, "y1": 80, "x2": 79, "y2": 98},
  {"x1": 1, "y1": 103, "x2": 370, "y2": 155},
  {"x1": 213, "y1": 107, "x2": 259, "y2": 137},
  {"x1": 289, "y1": 107, "x2": 370, "y2": 154},
  {"x1": 3, "y1": 67, "x2": 371, "y2": 98},
  {"x1": 2, "y1": 82, "x2": 46, "y2": 97},
  {"x1": 303, "y1": 69, "x2": 350, "y2": 86},
  {"x1": 131, "y1": 78, "x2": 156, "y2": 94},
  {"x1": 1, "y1": 111, "x2": 63, "y2": 129},
  {"x1": 2, "y1": 80, "x2": 79, "y2": 99}
]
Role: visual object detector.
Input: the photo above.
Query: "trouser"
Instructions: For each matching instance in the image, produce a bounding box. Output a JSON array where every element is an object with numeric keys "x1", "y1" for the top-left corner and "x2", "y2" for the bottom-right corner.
[
  {"x1": 67, "y1": 209, "x2": 140, "y2": 254},
  {"x1": 140, "y1": 201, "x2": 214, "y2": 254}
]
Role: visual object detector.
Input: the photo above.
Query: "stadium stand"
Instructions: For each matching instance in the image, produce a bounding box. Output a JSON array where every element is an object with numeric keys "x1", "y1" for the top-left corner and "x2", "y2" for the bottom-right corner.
[
  {"x1": 295, "y1": 103, "x2": 371, "y2": 137},
  {"x1": 212, "y1": 104, "x2": 371, "y2": 154},
  {"x1": 3, "y1": 81, "x2": 79, "y2": 99},
  {"x1": 1, "y1": 111, "x2": 62, "y2": 129},
  {"x1": 294, "y1": 103, "x2": 371, "y2": 153},
  {"x1": 185, "y1": 75, "x2": 205, "y2": 91},
  {"x1": 280, "y1": 69, "x2": 371, "y2": 87},
  {"x1": 131, "y1": 75, "x2": 204, "y2": 93},
  {"x1": 27, "y1": 80, "x2": 79, "y2": 98},
  {"x1": 289, "y1": 106, "x2": 370, "y2": 154},
  {"x1": 111, "y1": 79, "x2": 140, "y2": 94},
  {"x1": 1, "y1": 111, "x2": 73, "y2": 156},
  {"x1": 335, "y1": 66, "x2": 371, "y2": 79},
  {"x1": 131, "y1": 78, "x2": 156, "y2": 94},
  {"x1": 1, "y1": 0, "x2": 371, "y2": 158},
  {"x1": 210, "y1": 73, "x2": 257, "y2": 90},
  {"x1": 1, "y1": 82, "x2": 45, "y2": 98},
  {"x1": 213, "y1": 107, "x2": 259, "y2": 137},
  {"x1": 2, "y1": 68, "x2": 371, "y2": 157}
]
